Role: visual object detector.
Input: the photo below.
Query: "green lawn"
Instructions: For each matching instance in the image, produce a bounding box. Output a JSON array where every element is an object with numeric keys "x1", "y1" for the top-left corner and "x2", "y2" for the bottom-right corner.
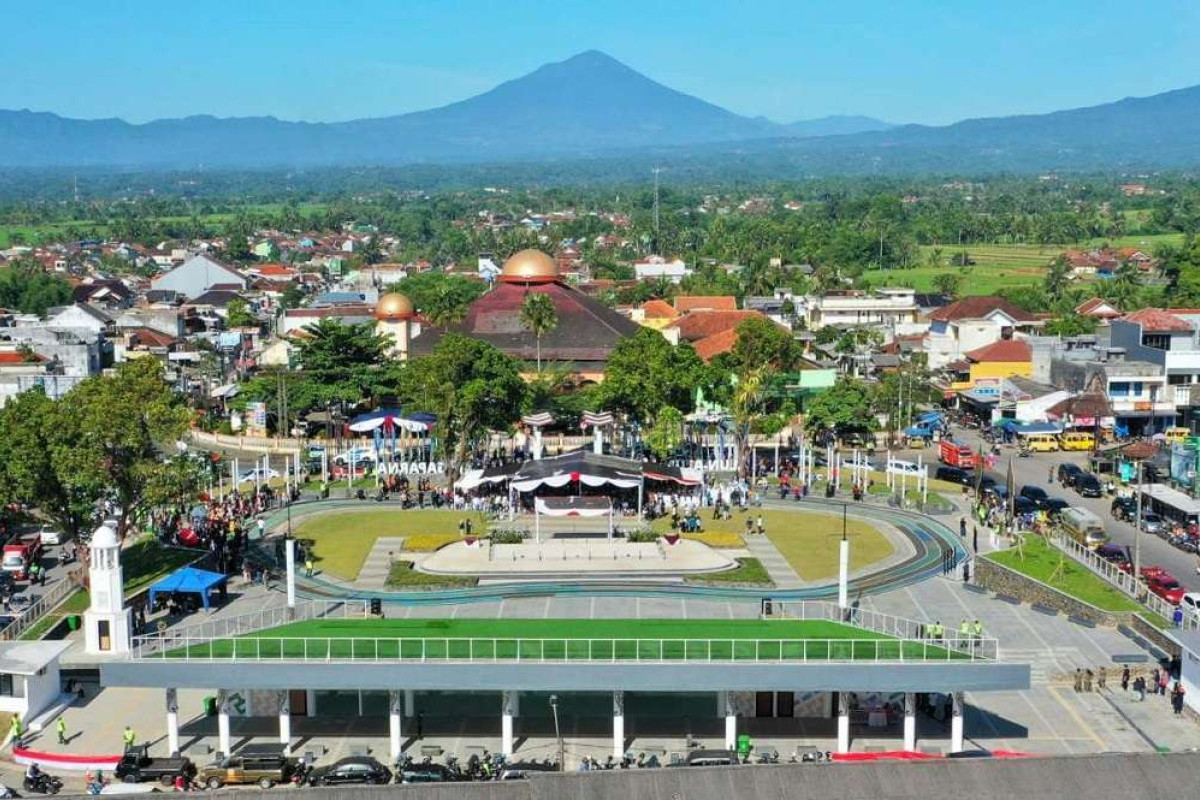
[
  {"x1": 294, "y1": 509, "x2": 488, "y2": 579},
  {"x1": 685, "y1": 557, "x2": 772, "y2": 586},
  {"x1": 385, "y1": 560, "x2": 476, "y2": 589},
  {"x1": 987, "y1": 534, "x2": 1147, "y2": 614},
  {"x1": 172, "y1": 618, "x2": 965, "y2": 662}
]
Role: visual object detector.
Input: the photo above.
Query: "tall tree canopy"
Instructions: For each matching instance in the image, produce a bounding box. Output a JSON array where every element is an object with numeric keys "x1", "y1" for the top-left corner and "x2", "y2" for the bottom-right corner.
[
  {"x1": 593, "y1": 328, "x2": 708, "y2": 423},
  {"x1": 392, "y1": 272, "x2": 485, "y2": 326}
]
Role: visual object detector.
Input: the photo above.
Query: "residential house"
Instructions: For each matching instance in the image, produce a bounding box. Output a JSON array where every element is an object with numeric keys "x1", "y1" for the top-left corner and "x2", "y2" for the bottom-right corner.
[
  {"x1": 1075, "y1": 297, "x2": 1123, "y2": 321},
  {"x1": 1049, "y1": 344, "x2": 1175, "y2": 435},
  {"x1": 629, "y1": 300, "x2": 680, "y2": 331},
  {"x1": 633, "y1": 256, "x2": 689, "y2": 283},
  {"x1": 151, "y1": 254, "x2": 247, "y2": 300},
  {"x1": 675, "y1": 296, "x2": 737, "y2": 313},
  {"x1": 924, "y1": 295, "x2": 1043, "y2": 370},
  {"x1": 71, "y1": 279, "x2": 134, "y2": 312},
  {"x1": 945, "y1": 338, "x2": 1033, "y2": 396},
  {"x1": 803, "y1": 289, "x2": 921, "y2": 334},
  {"x1": 1109, "y1": 308, "x2": 1200, "y2": 415}
]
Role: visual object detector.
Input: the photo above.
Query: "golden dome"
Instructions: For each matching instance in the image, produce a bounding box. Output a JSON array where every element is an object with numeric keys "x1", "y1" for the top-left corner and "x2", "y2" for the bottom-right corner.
[
  {"x1": 375, "y1": 292, "x2": 414, "y2": 321},
  {"x1": 500, "y1": 249, "x2": 558, "y2": 284}
]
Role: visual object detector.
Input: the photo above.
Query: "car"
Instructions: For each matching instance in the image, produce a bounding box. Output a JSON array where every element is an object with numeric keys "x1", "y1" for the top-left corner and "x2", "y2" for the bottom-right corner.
[
  {"x1": 399, "y1": 762, "x2": 458, "y2": 783},
  {"x1": 1111, "y1": 497, "x2": 1137, "y2": 522},
  {"x1": 307, "y1": 757, "x2": 391, "y2": 787},
  {"x1": 236, "y1": 468, "x2": 280, "y2": 485},
  {"x1": 1013, "y1": 497, "x2": 1037, "y2": 516},
  {"x1": 1058, "y1": 463, "x2": 1084, "y2": 487},
  {"x1": 198, "y1": 744, "x2": 297, "y2": 790},
  {"x1": 1181, "y1": 592, "x2": 1200, "y2": 618},
  {"x1": 1096, "y1": 543, "x2": 1132, "y2": 570},
  {"x1": 1018, "y1": 485, "x2": 1049, "y2": 507},
  {"x1": 1140, "y1": 513, "x2": 1167, "y2": 536},
  {"x1": 1074, "y1": 473, "x2": 1103, "y2": 498},
  {"x1": 1148, "y1": 576, "x2": 1186, "y2": 606},
  {"x1": 979, "y1": 475, "x2": 997, "y2": 491},
  {"x1": 934, "y1": 466, "x2": 971, "y2": 486},
  {"x1": 1043, "y1": 498, "x2": 1070, "y2": 518},
  {"x1": 37, "y1": 524, "x2": 66, "y2": 546},
  {"x1": 115, "y1": 745, "x2": 195, "y2": 786}
]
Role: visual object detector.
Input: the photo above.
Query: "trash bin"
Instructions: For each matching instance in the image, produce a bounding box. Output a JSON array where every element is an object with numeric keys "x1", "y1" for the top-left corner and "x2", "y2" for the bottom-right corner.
[
  {"x1": 66, "y1": 615, "x2": 80, "y2": 631},
  {"x1": 204, "y1": 696, "x2": 217, "y2": 717}
]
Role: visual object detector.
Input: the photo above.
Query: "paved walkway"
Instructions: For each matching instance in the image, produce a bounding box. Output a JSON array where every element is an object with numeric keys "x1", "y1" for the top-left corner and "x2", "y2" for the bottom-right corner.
[
  {"x1": 355, "y1": 537, "x2": 405, "y2": 588},
  {"x1": 743, "y1": 534, "x2": 802, "y2": 588}
]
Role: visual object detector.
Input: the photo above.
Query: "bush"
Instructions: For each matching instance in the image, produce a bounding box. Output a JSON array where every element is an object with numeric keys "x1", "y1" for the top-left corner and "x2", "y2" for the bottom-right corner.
[
  {"x1": 625, "y1": 529, "x2": 659, "y2": 543},
  {"x1": 489, "y1": 530, "x2": 526, "y2": 545}
]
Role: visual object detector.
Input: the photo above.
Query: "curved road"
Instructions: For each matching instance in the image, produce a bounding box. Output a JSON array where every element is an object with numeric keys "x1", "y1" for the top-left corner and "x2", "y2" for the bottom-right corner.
[{"x1": 252, "y1": 498, "x2": 968, "y2": 606}]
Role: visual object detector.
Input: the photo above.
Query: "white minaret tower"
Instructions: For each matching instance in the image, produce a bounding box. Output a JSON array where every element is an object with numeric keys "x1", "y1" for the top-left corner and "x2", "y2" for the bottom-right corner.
[{"x1": 83, "y1": 524, "x2": 132, "y2": 655}]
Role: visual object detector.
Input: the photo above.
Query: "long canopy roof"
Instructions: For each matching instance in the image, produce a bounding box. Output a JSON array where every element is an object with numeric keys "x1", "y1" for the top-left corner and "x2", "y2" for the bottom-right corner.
[
  {"x1": 147, "y1": 566, "x2": 228, "y2": 611},
  {"x1": 457, "y1": 450, "x2": 699, "y2": 492}
]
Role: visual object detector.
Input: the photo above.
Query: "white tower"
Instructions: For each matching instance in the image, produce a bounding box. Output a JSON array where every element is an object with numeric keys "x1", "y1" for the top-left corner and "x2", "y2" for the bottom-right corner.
[{"x1": 83, "y1": 524, "x2": 132, "y2": 654}]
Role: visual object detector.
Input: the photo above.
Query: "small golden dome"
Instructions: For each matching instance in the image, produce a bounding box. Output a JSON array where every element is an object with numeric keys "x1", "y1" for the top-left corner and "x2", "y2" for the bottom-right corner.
[
  {"x1": 500, "y1": 249, "x2": 558, "y2": 284},
  {"x1": 375, "y1": 292, "x2": 414, "y2": 321}
]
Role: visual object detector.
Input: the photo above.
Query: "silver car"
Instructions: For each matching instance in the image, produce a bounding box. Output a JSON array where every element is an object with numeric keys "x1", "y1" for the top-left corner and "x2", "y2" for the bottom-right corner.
[{"x1": 1140, "y1": 513, "x2": 1166, "y2": 536}]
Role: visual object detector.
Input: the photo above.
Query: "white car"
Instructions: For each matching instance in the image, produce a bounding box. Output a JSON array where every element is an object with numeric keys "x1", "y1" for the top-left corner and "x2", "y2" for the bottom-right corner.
[
  {"x1": 37, "y1": 524, "x2": 66, "y2": 546},
  {"x1": 1181, "y1": 592, "x2": 1200, "y2": 619},
  {"x1": 237, "y1": 468, "x2": 280, "y2": 484}
]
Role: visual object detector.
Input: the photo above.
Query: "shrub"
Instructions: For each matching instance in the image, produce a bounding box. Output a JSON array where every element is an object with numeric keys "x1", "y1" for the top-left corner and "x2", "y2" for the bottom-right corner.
[{"x1": 489, "y1": 530, "x2": 526, "y2": 545}]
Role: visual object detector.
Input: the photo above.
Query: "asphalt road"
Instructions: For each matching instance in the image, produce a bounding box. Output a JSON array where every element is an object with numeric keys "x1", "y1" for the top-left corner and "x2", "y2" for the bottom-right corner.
[{"x1": 930, "y1": 425, "x2": 1200, "y2": 592}]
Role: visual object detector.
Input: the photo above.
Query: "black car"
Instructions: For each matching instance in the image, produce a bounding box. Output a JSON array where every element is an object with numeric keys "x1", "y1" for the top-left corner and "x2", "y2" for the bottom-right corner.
[
  {"x1": 979, "y1": 475, "x2": 997, "y2": 491},
  {"x1": 1058, "y1": 463, "x2": 1084, "y2": 487},
  {"x1": 1013, "y1": 496, "x2": 1037, "y2": 516},
  {"x1": 1019, "y1": 485, "x2": 1049, "y2": 507},
  {"x1": 1075, "y1": 473, "x2": 1103, "y2": 498},
  {"x1": 935, "y1": 466, "x2": 971, "y2": 486},
  {"x1": 1112, "y1": 496, "x2": 1137, "y2": 521},
  {"x1": 308, "y1": 757, "x2": 391, "y2": 787},
  {"x1": 1043, "y1": 498, "x2": 1070, "y2": 518}
]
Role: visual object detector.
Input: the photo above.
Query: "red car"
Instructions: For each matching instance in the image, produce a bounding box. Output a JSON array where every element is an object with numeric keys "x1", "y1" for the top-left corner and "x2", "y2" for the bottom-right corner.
[{"x1": 1147, "y1": 576, "x2": 1186, "y2": 605}]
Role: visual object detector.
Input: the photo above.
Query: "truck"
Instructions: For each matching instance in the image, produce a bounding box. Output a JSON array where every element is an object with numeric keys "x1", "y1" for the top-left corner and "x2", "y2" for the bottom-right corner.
[
  {"x1": 114, "y1": 745, "x2": 194, "y2": 786},
  {"x1": 938, "y1": 440, "x2": 978, "y2": 469},
  {"x1": 2, "y1": 534, "x2": 43, "y2": 580},
  {"x1": 1059, "y1": 507, "x2": 1109, "y2": 549}
]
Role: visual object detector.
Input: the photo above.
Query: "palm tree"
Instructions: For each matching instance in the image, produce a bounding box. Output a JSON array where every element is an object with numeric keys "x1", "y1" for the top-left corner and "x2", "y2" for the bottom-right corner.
[
  {"x1": 1043, "y1": 256, "x2": 1072, "y2": 301},
  {"x1": 519, "y1": 292, "x2": 559, "y2": 372}
]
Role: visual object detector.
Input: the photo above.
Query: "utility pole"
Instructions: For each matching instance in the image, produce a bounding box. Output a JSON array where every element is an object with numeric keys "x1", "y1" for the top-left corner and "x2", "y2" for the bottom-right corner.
[{"x1": 651, "y1": 167, "x2": 662, "y2": 255}]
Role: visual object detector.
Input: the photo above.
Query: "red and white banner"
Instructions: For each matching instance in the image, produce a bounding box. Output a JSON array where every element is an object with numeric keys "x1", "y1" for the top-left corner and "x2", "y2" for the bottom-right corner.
[
  {"x1": 534, "y1": 498, "x2": 611, "y2": 518},
  {"x1": 13, "y1": 745, "x2": 121, "y2": 772}
]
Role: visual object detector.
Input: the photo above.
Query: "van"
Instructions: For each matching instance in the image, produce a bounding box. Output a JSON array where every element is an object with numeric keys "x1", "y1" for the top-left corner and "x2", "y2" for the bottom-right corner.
[
  {"x1": 1021, "y1": 434, "x2": 1060, "y2": 452},
  {"x1": 1058, "y1": 432, "x2": 1095, "y2": 451},
  {"x1": 1166, "y1": 427, "x2": 1190, "y2": 445},
  {"x1": 1059, "y1": 506, "x2": 1109, "y2": 549}
]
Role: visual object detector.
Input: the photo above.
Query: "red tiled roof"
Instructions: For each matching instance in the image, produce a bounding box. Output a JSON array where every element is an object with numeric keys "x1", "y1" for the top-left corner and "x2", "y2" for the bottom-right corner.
[
  {"x1": 927, "y1": 296, "x2": 1038, "y2": 323},
  {"x1": 693, "y1": 328, "x2": 740, "y2": 362},
  {"x1": 641, "y1": 300, "x2": 679, "y2": 320},
  {"x1": 0, "y1": 352, "x2": 43, "y2": 365},
  {"x1": 674, "y1": 295, "x2": 737, "y2": 312},
  {"x1": 1075, "y1": 297, "x2": 1122, "y2": 317},
  {"x1": 964, "y1": 339, "x2": 1032, "y2": 363},
  {"x1": 1119, "y1": 308, "x2": 1192, "y2": 333},
  {"x1": 125, "y1": 327, "x2": 178, "y2": 348},
  {"x1": 667, "y1": 310, "x2": 763, "y2": 342}
]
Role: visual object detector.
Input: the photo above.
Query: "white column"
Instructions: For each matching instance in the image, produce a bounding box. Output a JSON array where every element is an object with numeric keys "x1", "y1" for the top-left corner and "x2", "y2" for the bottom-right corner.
[
  {"x1": 721, "y1": 692, "x2": 736, "y2": 749},
  {"x1": 838, "y1": 537, "x2": 850, "y2": 609},
  {"x1": 950, "y1": 692, "x2": 965, "y2": 753},
  {"x1": 389, "y1": 691, "x2": 403, "y2": 761},
  {"x1": 532, "y1": 429, "x2": 544, "y2": 460},
  {"x1": 593, "y1": 427, "x2": 603, "y2": 455},
  {"x1": 501, "y1": 691, "x2": 517, "y2": 757},
  {"x1": 278, "y1": 691, "x2": 291, "y2": 752},
  {"x1": 165, "y1": 689, "x2": 180, "y2": 755},
  {"x1": 836, "y1": 692, "x2": 850, "y2": 754},
  {"x1": 285, "y1": 539, "x2": 296, "y2": 607},
  {"x1": 217, "y1": 690, "x2": 231, "y2": 756},
  {"x1": 612, "y1": 691, "x2": 625, "y2": 760},
  {"x1": 404, "y1": 690, "x2": 415, "y2": 717},
  {"x1": 903, "y1": 692, "x2": 916, "y2": 751}
]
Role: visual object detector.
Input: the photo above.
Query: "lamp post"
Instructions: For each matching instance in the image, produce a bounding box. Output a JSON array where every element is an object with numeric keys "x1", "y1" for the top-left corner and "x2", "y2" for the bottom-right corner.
[
  {"x1": 549, "y1": 694, "x2": 564, "y2": 770},
  {"x1": 1121, "y1": 441, "x2": 1157, "y2": 600}
]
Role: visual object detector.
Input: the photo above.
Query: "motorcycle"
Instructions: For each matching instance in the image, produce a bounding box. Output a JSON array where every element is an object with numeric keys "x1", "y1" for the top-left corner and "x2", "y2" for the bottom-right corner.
[{"x1": 23, "y1": 772, "x2": 61, "y2": 795}]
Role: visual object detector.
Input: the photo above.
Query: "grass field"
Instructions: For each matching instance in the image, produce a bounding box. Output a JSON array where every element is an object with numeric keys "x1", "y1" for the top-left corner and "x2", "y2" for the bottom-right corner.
[
  {"x1": 385, "y1": 560, "x2": 477, "y2": 589},
  {"x1": 294, "y1": 509, "x2": 488, "y2": 579},
  {"x1": 170, "y1": 617, "x2": 965, "y2": 661},
  {"x1": 684, "y1": 557, "x2": 771, "y2": 586}
]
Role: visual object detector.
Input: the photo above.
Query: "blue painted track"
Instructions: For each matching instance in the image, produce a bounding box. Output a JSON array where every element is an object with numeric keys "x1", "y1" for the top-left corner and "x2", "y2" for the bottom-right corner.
[{"x1": 254, "y1": 498, "x2": 968, "y2": 606}]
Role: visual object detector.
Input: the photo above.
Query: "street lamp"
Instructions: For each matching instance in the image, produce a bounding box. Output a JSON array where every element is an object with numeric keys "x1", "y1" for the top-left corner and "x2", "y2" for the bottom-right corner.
[{"x1": 548, "y1": 694, "x2": 563, "y2": 771}]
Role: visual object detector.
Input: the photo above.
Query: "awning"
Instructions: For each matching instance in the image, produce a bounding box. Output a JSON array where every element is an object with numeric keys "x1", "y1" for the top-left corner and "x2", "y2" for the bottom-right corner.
[
  {"x1": 348, "y1": 409, "x2": 436, "y2": 433},
  {"x1": 511, "y1": 450, "x2": 644, "y2": 492},
  {"x1": 643, "y1": 463, "x2": 702, "y2": 486},
  {"x1": 581, "y1": 411, "x2": 614, "y2": 428},
  {"x1": 534, "y1": 496, "x2": 612, "y2": 517},
  {"x1": 521, "y1": 412, "x2": 554, "y2": 428},
  {"x1": 209, "y1": 383, "x2": 239, "y2": 399},
  {"x1": 147, "y1": 566, "x2": 228, "y2": 611}
]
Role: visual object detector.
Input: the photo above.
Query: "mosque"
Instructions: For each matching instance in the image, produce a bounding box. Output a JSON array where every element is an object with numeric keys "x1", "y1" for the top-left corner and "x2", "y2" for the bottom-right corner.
[{"x1": 374, "y1": 249, "x2": 640, "y2": 382}]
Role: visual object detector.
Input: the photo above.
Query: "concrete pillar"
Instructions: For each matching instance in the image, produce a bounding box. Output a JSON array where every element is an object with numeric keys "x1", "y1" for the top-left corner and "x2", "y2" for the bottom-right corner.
[
  {"x1": 593, "y1": 427, "x2": 604, "y2": 455},
  {"x1": 950, "y1": 692, "x2": 965, "y2": 753},
  {"x1": 903, "y1": 692, "x2": 916, "y2": 751},
  {"x1": 838, "y1": 537, "x2": 850, "y2": 610},
  {"x1": 836, "y1": 692, "x2": 850, "y2": 754},
  {"x1": 165, "y1": 689, "x2": 179, "y2": 755},
  {"x1": 278, "y1": 691, "x2": 291, "y2": 752},
  {"x1": 216, "y1": 690, "x2": 231, "y2": 757},
  {"x1": 389, "y1": 691, "x2": 403, "y2": 761},
  {"x1": 501, "y1": 691, "x2": 517, "y2": 757},
  {"x1": 612, "y1": 691, "x2": 625, "y2": 760},
  {"x1": 720, "y1": 692, "x2": 736, "y2": 750},
  {"x1": 285, "y1": 539, "x2": 296, "y2": 607},
  {"x1": 404, "y1": 690, "x2": 415, "y2": 717}
]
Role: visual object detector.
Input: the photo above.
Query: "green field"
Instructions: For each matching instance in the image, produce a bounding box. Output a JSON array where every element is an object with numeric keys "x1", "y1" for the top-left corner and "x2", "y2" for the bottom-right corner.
[{"x1": 169, "y1": 617, "x2": 966, "y2": 661}]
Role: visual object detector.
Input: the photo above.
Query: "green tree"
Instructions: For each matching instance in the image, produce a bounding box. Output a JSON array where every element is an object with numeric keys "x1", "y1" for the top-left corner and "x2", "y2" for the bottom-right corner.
[
  {"x1": 804, "y1": 377, "x2": 876, "y2": 438},
  {"x1": 1043, "y1": 255, "x2": 1072, "y2": 301},
  {"x1": 225, "y1": 297, "x2": 257, "y2": 328},
  {"x1": 725, "y1": 317, "x2": 802, "y2": 374},
  {"x1": 644, "y1": 406, "x2": 684, "y2": 461},
  {"x1": 931, "y1": 272, "x2": 962, "y2": 299},
  {"x1": 594, "y1": 328, "x2": 706, "y2": 423},
  {"x1": 1042, "y1": 313, "x2": 1098, "y2": 337},
  {"x1": 0, "y1": 259, "x2": 72, "y2": 316},
  {"x1": 397, "y1": 333, "x2": 526, "y2": 485},
  {"x1": 393, "y1": 272, "x2": 485, "y2": 327},
  {"x1": 518, "y1": 292, "x2": 559, "y2": 372}
]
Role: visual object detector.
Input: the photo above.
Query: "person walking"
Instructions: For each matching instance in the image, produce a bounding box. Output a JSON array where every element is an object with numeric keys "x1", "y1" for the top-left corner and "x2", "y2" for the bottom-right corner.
[
  {"x1": 9, "y1": 715, "x2": 22, "y2": 747},
  {"x1": 1048, "y1": 465, "x2": 1054, "y2": 484},
  {"x1": 1159, "y1": 669, "x2": 1169, "y2": 696},
  {"x1": 1134, "y1": 675, "x2": 1147, "y2": 701},
  {"x1": 959, "y1": 518, "x2": 967, "y2": 538},
  {"x1": 56, "y1": 716, "x2": 67, "y2": 745},
  {"x1": 304, "y1": 558, "x2": 314, "y2": 578},
  {"x1": 1097, "y1": 666, "x2": 1107, "y2": 691},
  {"x1": 1121, "y1": 666, "x2": 1130, "y2": 692},
  {"x1": 1172, "y1": 682, "x2": 1186, "y2": 715},
  {"x1": 1152, "y1": 667, "x2": 1160, "y2": 695},
  {"x1": 756, "y1": 514, "x2": 765, "y2": 536},
  {"x1": 1084, "y1": 669, "x2": 1094, "y2": 692},
  {"x1": 1074, "y1": 669, "x2": 1083, "y2": 693},
  {"x1": 122, "y1": 725, "x2": 136, "y2": 751}
]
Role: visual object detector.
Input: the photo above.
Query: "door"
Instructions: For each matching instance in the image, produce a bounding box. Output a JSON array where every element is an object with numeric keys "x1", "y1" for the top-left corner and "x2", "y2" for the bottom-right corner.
[
  {"x1": 775, "y1": 692, "x2": 794, "y2": 718},
  {"x1": 289, "y1": 690, "x2": 307, "y2": 716},
  {"x1": 98, "y1": 620, "x2": 111, "y2": 651},
  {"x1": 755, "y1": 692, "x2": 774, "y2": 717}
]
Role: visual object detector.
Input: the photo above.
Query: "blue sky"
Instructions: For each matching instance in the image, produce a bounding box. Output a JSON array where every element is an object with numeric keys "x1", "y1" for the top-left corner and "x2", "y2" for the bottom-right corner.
[{"x1": 5, "y1": 0, "x2": 1200, "y2": 125}]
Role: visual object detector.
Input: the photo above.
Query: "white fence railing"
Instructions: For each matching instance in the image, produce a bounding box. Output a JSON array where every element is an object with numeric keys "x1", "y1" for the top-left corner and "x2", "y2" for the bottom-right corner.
[
  {"x1": 157, "y1": 599, "x2": 368, "y2": 642},
  {"x1": 1046, "y1": 530, "x2": 1189, "y2": 627},
  {"x1": 130, "y1": 634, "x2": 996, "y2": 664}
]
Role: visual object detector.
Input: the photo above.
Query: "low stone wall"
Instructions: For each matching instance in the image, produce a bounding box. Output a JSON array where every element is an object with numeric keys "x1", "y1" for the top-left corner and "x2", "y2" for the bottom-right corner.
[
  {"x1": 974, "y1": 558, "x2": 1124, "y2": 627},
  {"x1": 1129, "y1": 613, "x2": 1181, "y2": 658}
]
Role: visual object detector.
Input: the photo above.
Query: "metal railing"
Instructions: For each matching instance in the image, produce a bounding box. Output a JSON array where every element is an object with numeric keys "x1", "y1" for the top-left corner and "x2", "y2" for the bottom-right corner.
[
  {"x1": 160, "y1": 599, "x2": 368, "y2": 641},
  {"x1": 764, "y1": 600, "x2": 935, "y2": 642},
  {"x1": 0, "y1": 568, "x2": 85, "y2": 642},
  {"x1": 1046, "y1": 530, "x2": 1186, "y2": 626},
  {"x1": 130, "y1": 634, "x2": 997, "y2": 663}
]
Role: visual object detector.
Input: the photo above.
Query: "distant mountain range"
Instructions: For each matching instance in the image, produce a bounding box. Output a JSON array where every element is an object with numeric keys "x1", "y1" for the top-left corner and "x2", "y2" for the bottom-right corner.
[{"x1": 1, "y1": 49, "x2": 1198, "y2": 174}]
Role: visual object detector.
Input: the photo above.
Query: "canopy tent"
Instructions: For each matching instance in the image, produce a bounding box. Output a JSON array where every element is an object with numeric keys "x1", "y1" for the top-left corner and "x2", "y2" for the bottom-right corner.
[
  {"x1": 147, "y1": 566, "x2": 228, "y2": 612},
  {"x1": 348, "y1": 408, "x2": 436, "y2": 434},
  {"x1": 534, "y1": 496, "x2": 614, "y2": 540}
]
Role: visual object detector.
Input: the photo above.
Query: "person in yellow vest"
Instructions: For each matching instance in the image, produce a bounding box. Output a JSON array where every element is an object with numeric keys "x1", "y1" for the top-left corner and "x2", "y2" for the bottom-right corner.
[
  {"x1": 305, "y1": 558, "x2": 314, "y2": 577},
  {"x1": 9, "y1": 715, "x2": 22, "y2": 747},
  {"x1": 973, "y1": 620, "x2": 984, "y2": 639},
  {"x1": 56, "y1": 716, "x2": 66, "y2": 745},
  {"x1": 122, "y1": 725, "x2": 136, "y2": 751}
]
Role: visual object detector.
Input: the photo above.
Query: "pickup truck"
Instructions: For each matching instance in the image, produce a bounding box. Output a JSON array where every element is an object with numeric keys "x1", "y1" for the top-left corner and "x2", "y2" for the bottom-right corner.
[
  {"x1": 115, "y1": 746, "x2": 194, "y2": 786},
  {"x1": 1, "y1": 535, "x2": 43, "y2": 580}
]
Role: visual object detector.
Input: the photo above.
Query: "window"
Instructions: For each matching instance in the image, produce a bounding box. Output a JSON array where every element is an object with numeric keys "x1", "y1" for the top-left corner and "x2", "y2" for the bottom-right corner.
[
  {"x1": 1143, "y1": 334, "x2": 1170, "y2": 351},
  {"x1": 0, "y1": 673, "x2": 15, "y2": 697}
]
